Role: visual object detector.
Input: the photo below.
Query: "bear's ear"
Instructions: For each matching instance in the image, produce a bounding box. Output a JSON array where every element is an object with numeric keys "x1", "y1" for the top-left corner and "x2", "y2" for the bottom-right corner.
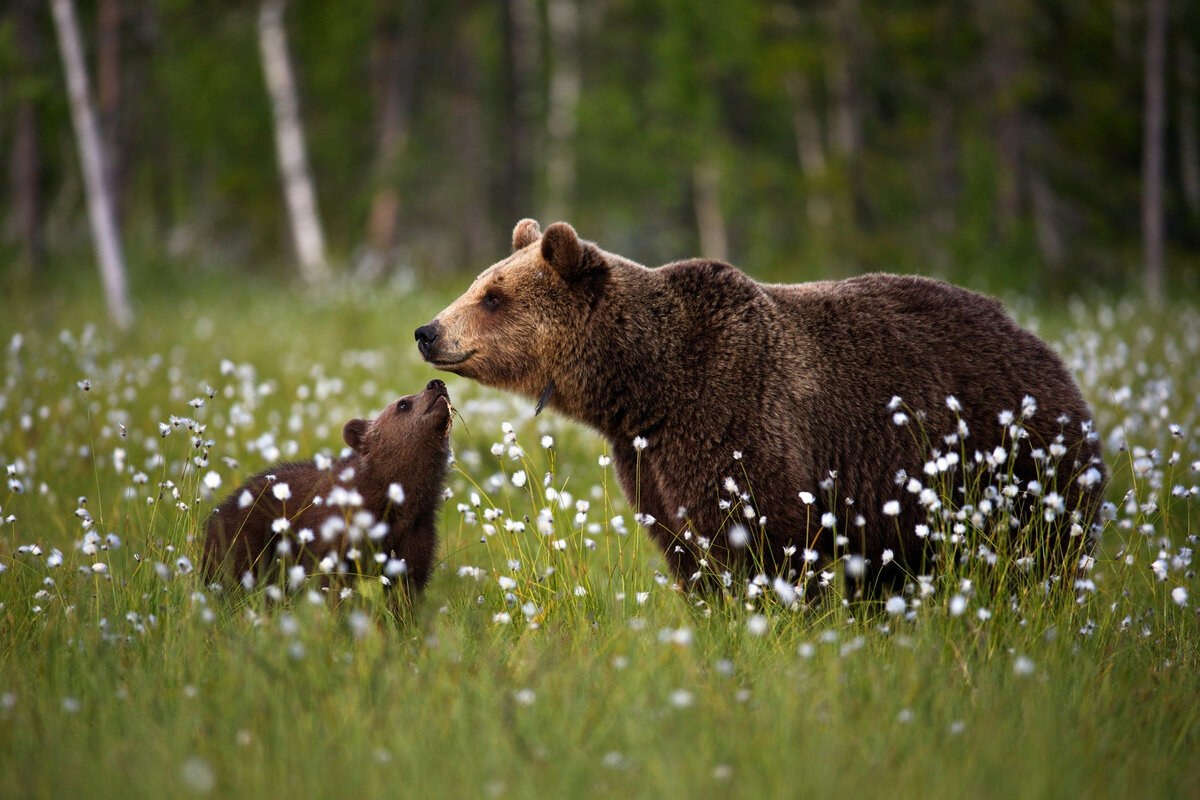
[
  {"x1": 541, "y1": 222, "x2": 583, "y2": 280},
  {"x1": 512, "y1": 218, "x2": 542, "y2": 252},
  {"x1": 342, "y1": 419, "x2": 369, "y2": 453}
]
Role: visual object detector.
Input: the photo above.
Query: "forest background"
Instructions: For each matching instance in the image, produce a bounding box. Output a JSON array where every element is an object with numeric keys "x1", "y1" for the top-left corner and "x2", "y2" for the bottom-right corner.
[{"x1": 3, "y1": 0, "x2": 1198, "y2": 305}]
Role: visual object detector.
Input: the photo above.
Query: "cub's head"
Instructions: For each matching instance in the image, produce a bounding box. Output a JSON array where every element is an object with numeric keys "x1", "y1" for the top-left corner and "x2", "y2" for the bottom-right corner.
[
  {"x1": 415, "y1": 220, "x2": 608, "y2": 401},
  {"x1": 342, "y1": 380, "x2": 452, "y2": 481}
]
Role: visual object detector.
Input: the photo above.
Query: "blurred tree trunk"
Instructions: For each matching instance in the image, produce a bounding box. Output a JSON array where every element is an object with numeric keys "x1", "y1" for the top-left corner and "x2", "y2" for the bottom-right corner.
[
  {"x1": 365, "y1": 0, "x2": 423, "y2": 273},
  {"x1": 1141, "y1": 0, "x2": 1167, "y2": 304},
  {"x1": 259, "y1": 0, "x2": 330, "y2": 282},
  {"x1": 784, "y1": 72, "x2": 832, "y2": 228},
  {"x1": 1029, "y1": 168, "x2": 1065, "y2": 272},
  {"x1": 980, "y1": 2, "x2": 1027, "y2": 236},
  {"x1": 544, "y1": 0, "x2": 580, "y2": 222},
  {"x1": 829, "y1": 0, "x2": 871, "y2": 232},
  {"x1": 693, "y1": 160, "x2": 728, "y2": 262},
  {"x1": 1179, "y1": 39, "x2": 1200, "y2": 222},
  {"x1": 11, "y1": 0, "x2": 43, "y2": 278},
  {"x1": 498, "y1": 0, "x2": 538, "y2": 225},
  {"x1": 97, "y1": 0, "x2": 122, "y2": 221},
  {"x1": 51, "y1": 0, "x2": 133, "y2": 329},
  {"x1": 451, "y1": 20, "x2": 492, "y2": 265}
]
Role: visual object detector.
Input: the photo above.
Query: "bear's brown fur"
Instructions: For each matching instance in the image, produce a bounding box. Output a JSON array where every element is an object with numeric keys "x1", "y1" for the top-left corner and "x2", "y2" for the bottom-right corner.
[
  {"x1": 416, "y1": 221, "x2": 1107, "y2": 594},
  {"x1": 202, "y1": 380, "x2": 452, "y2": 596}
]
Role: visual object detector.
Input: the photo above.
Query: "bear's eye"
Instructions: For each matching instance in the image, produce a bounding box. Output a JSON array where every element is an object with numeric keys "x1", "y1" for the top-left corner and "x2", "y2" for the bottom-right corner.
[
  {"x1": 397, "y1": 400, "x2": 411, "y2": 413},
  {"x1": 481, "y1": 293, "x2": 502, "y2": 313}
]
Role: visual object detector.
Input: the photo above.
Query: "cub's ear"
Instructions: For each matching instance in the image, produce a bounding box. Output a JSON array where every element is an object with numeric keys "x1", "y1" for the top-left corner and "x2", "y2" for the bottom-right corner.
[
  {"x1": 541, "y1": 221, "x2": 583, "y2": 280},
  {"x1": 512, "y1": 218, "x2": 542, "y2": 251},
  {"x1": 342, "y1": 419, "x2": 369, "y2": 452}
]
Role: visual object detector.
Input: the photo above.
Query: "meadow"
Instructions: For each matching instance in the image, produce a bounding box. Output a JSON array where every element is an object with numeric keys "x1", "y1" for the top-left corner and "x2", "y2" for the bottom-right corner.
[{"x1": 1, "y1": 274, "x2": 1197, "y2": 799}]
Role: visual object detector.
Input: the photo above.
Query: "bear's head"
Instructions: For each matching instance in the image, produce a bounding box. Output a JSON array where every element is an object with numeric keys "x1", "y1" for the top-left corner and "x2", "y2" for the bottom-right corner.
[
  {"x1": 415, "y1": 220, "x2": 607, "y2": 406},
  {"x1": 342, "y1": 380, "x2": 453, "y2": 480}
]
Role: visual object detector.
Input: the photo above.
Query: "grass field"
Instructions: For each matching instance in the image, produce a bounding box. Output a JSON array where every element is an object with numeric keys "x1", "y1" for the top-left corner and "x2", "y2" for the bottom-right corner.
[{"x1": 1, "y1": 275, "x2": 1197, "y2": 798}]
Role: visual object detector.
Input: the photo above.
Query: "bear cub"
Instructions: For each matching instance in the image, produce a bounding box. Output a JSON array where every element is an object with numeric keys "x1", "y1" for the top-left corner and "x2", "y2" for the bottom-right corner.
[{"x1": 203, "y1": 380, "x2": 453, "y2": 597}]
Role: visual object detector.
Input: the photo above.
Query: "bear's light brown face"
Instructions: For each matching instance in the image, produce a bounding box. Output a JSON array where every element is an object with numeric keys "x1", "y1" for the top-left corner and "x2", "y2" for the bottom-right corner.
[
  {"x1": 416, "y1": 220, "x2": 596, "y2": 401},
  {"x1": 342, "y1": 380, "x2": 452, "y2": 471}
]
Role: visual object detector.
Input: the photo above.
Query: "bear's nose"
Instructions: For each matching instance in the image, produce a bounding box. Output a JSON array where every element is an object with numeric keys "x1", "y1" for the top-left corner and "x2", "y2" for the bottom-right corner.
[
  {"x1": 414, "y1": 323, "x2": 439, "y2": 358},
  {"x1": 426, "y1": 379, "x2": 446, "y2": 393}
]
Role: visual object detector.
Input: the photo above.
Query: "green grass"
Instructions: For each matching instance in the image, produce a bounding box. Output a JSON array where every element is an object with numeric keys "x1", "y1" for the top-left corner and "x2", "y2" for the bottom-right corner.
[{"x1": 1, "y1": 274, "x2": 1197, "y2": 799}]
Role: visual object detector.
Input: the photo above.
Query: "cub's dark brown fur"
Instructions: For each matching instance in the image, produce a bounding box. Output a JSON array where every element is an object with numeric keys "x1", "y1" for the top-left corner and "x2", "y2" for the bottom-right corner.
[
  {"x1": 417, "y1": 221, "x2": 1107, "y2": 593},
  {"x1": 203, "y1": 380, "x2": 452, "y2": 595}
]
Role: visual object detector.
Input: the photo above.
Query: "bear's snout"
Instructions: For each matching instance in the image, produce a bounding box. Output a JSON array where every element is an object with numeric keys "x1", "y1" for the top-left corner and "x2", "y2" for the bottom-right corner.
[
  {"x1": 426, "y1": 379, "x2": 447, "y2": 394},
  {"x1": 415, "y1": 322, "x2": 440, "y2": 359}
]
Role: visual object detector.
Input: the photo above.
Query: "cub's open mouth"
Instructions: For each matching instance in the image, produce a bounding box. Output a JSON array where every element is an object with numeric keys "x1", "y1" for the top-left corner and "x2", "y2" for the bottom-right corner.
[{"x1": 423, "y1": 393, "x2": 451, "y2": 416}]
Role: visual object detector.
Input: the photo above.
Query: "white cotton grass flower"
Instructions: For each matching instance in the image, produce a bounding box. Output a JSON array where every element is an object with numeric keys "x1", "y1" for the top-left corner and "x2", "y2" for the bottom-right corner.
[
  {"x1": 885, "y1": 596, "x2": 906, "y2": 616},
  {"x1": 746, "y1": 614, "x2": 769, "y2": 636},
  {"x1": 669, "y1": 689, "x2": 695, "y2": 708},
  {"x1": 772, "y1": 577, "x2": 797, "y2": 606},
  {"x1": 798, "y1": 491, "x2": 815, "y2": 505},
  {"x1": 513, "y1": 689, "x2": 536, "y2": 706},
  {"x1": 540, "y1": 435, "x2": 554, "y2": 449},
  {"x1": 658, "y1": 627, "x2": 693, "y2": 646},
  {"x1": 271, "y1": 482, "x2": 291, "y2": 501},
  {"x1": 1021, "y1": 395, "x2": 1037, "y2": 419},
  {"x1": 948, "y1": 594, "x2": 967, "y2": 617},
  {"x1": 203, "y1": 471, "x2": 222, "y2": 491},
  {"x1": 728, "y1": 524, "x2": 749, "y2": 549},
  {"x1": 287, "y1": 564, "x2": 307, "y2": 592},
  {"x1": 387, "y1": 482, "x2": 405, "y2": 504},
  {"x1": 1172, "y1": 586, "x2": 1188, "y2": 607},
  {"x1": 882, "y1": 500, "x2": 901, "y2": 517},
  {"x1": 1013, "y1": 655, "x2": 1036, "y2": 676},
  {"x1": 180, "y1": 756, "x2": 216, "y2": 794},
  {"x1": 511, "y1": 470, "x2": 527, "y2": 488},
  {"x1": 632, "y1": 436, "x2": 648, "y2": 451}
]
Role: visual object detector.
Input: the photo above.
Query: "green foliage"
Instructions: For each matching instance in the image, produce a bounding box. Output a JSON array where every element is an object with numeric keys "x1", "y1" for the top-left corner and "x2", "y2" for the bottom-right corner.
[
  {"x1": 2, "y1": 1, "x2": 1198, "y2": 291},
  {"x1": 1, "y1": 278, "x2": 1198, "y2": 797}
]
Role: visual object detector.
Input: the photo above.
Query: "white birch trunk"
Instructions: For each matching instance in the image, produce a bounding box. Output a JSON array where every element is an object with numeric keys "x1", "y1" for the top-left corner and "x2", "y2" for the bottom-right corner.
[
  {"x1": 259, "y1": 0, "x2": 329, "y2": 283},
  {"x1": 50, "y1": 0, "x2": 133, "y2": 329}
]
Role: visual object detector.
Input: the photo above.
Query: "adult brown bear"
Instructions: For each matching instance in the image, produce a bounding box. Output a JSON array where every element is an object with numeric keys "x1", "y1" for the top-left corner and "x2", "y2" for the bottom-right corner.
[{"x1": 416, "y1": 220, "x2": 1106, "y2": 595}]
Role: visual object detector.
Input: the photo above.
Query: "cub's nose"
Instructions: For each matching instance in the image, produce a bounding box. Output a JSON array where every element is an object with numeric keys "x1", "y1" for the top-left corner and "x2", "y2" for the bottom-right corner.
[
  {"x1": 414, "y1": 323, "x2": 439, "y2": 358},
  {"x1": 426, "y1": 379, "x2": 446, "y2": 393}
]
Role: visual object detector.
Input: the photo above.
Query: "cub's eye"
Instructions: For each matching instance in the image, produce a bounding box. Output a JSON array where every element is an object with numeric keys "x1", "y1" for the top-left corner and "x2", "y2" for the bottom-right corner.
[
  {"x1": 397, "y1": 400, "x2": 411, "y2": 413},
  {"x1": 481, "y1": 293, "x2": 502, "y2": 313}
]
